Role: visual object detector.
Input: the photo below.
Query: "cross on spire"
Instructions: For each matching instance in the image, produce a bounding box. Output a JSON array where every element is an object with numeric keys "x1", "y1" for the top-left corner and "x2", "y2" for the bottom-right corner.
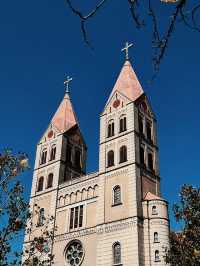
[
  {"x1": 64, "y1": 74, "x2": 73, "y2": 93},
  {"x1": 121, "y1": 42, "x2": 133, "y2": 60}
]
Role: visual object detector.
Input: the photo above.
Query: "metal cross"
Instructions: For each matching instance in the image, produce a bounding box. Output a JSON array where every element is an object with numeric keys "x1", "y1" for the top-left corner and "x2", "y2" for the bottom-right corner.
[
  {"x1": 121, "y1": 42, "x2": 133, "y2": 60},
  {"x1": 64, "y1": 74, "x2": 73, "y2": 93}
]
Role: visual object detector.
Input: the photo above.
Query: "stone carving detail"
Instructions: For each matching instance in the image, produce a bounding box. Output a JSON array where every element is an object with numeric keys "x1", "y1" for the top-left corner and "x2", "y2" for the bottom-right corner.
[
  {"x1": 58, "y1": 184, "x2": 99, "y2": 207},
  {"x1": 118, "y1": 138, "x2": 128, "y2": 144},
  {"x1": 150, "y1": 220, "x2": 169, "y2": 226},
  {"x1": 34, "y1": 195, "x2": 51, "y2": 202},
  {"x1": 59, "y1": 176, "x2": 99, "y2": 195},
  {"x1": 55, "y1": 217, "x2": 138, "y2": 242},
  {"x1": 106, "y1": 168, "x2": 128, "y2": 178}
]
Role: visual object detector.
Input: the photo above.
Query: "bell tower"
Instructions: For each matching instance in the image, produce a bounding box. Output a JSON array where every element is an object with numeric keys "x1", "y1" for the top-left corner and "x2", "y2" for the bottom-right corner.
[
  {"x1": 97, "y1": 44, "x2": 168, "y2": 266},
  {"x1": 24, "y1": 77, "x2": 87, "y2": 250}
]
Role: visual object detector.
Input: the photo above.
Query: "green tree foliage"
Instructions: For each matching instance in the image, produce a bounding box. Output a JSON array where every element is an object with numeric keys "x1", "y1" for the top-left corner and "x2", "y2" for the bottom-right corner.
[
  {"x1": 0, "y1": 150, "x2": 54, "y2": 266},
  {"x1": 165, "y1": 184, "x2": 200, "y2": 266}
]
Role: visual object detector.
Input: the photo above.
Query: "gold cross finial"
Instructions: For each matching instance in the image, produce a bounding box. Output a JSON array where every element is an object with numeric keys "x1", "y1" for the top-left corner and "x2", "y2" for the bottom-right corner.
[
  {"x1": 64, "y1": 74, "x2": 73, "y2": 93},
  {"x1": 121, "y1": 42, "x2": 133, "y2": 60}
]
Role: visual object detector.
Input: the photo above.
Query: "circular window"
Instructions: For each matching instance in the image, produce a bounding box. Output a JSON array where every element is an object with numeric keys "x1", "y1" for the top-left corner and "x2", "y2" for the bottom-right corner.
[{"x1": 65, "y1": 240, "x2": 84, "y2": 266}]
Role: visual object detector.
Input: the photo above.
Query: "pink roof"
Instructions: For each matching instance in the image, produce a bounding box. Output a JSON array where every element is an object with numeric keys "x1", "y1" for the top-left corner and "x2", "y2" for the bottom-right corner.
[
  {"x1": 51, "y1": 93, "x2": 78, "y2": 133},
  {"x1": 144, "y1": 192, "x2": 163, "y2": 201},
  {"x1": 108, "y1": 60, "x2": 144, "y2": 102}
]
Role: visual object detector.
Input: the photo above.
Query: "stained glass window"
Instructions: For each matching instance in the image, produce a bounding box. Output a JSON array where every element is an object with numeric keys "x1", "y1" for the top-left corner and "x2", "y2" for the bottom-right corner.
[{"x1": 65, "y1": 240, "x2": 84, "y2": 266}]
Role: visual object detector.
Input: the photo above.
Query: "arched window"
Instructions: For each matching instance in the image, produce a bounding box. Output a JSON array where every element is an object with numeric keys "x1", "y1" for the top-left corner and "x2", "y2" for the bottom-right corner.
[
  {"x1": 107, "y1": 150, "x2": 114, "y2": 167},
  {"x1": 154, "y1": 232, "x2": 159, "y2": 243},
  {"x1": 50, "y1": 145, "x2": 56, "y2": 161},
  {"x1": 113, "y1": 186, "x2": 121, "y2": 206},
  {"x1": 113, "y1": 242, "x2": 121, "y2": 265},
  {"x1": 119, "y1": 146, "x2": 127, "y2": 163},
  {"x1": 138, "y1": 115, "x2": 144, "y2": 134},
  {"x1": 75, "y1": 149, "x2": 81, "y2": 169},
  {"x1": 155, "y1": 250, "x2": 160, "y2": 262},
  {"x1": 107, "y1": 120, "x2": 115, "y2": 138},
  {"x1": 66, "y1": 145, "x2": 72, "y2": 165},
  {"x1": 148, "y1": 153, "x2": 154, "y2": 171},
  {"x1": 37, "y1": 176, "x2": 44, "y2": 192},
  {"x1": 38, "y1": 208, "x2": 45, "y2": 226},
  {"x1": 146, "y1": 121, "x2": 152, "y2": 141},
  {"x1": 119, "y1": 116, "x2": 127, "y2": 133},
  {"x1": 140, "y1": 146, "x2": 145, "y2": 166},
  {"x1": 140, "y1": 101, "x2": 147, "y2": 113},
  {"x1": 47, "y1": 173, "x2": 53, "y2": 188},
  {"x1": 40, "y1": 149, "x2": 47, "y2": 165},
  {"x1": 152, "y1": 206, "x2": 158, "y2": 215}
]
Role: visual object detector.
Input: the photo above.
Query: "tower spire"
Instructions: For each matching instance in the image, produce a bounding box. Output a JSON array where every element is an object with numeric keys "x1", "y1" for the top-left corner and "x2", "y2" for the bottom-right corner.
[
  {"x1": 121, "y1": 41, "x2": 133, "y2": 61},
  {"x1": 64, "y1": 74, "x2": 73, "y2": 93}
]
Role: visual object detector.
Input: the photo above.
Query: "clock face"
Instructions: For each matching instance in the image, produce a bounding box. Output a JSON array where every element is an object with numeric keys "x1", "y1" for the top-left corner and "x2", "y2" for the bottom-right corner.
[
  {"x1": 113, "y1": 99, "x2": 120, "y2": 108},
  {"x1": 48, "y1": 130, "x2": 54, "y2": 138}
]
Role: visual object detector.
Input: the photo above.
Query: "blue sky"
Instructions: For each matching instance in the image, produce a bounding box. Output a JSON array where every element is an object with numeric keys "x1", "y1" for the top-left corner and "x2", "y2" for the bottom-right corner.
[{"x1": 0, "y1": 0, "x2": 200, "y2": 231}]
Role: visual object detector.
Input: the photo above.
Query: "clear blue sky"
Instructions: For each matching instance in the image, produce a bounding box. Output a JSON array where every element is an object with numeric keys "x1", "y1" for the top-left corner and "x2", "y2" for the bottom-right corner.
[{"x1": 0, "y1": 1, "x2": 200, "y2": 230}]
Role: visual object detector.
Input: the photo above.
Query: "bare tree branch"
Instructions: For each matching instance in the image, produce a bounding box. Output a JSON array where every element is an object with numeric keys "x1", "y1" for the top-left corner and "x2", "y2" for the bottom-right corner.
[
  {"x1": 128, "y1": 0, "x2": 145, "y2": 28},
  {"x1": 153, "y1": 0, "x2": 186, "y2": 71},
  {"x1": 65, "y1": 0, "x2": 109, "y2": 47},
  {"x1": 64, "y1": 0, "x2": 200, "y2": 75}
]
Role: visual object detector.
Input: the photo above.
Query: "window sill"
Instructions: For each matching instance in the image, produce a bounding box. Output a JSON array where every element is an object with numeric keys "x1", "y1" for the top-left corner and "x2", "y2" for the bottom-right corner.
[
  {"x1": 154, "y1": 241, "x2": 160, "y2": 244},
  {"x1": 113, "y1": 264, "x2": 123, "y2": 266},
  {"x1": 119, "y1": 130, "x2": 127, "y2": 134},
  {"x1": 112, "y1": 202, "x2": 122, "y2": 207},
  {"x1": 107, "y1": 135, "x2": 115, "y2": 139},
  {"x1": 155, "y1": 260, "x2": 161, "y2": 263},
  {"x1": 107, "y1": 165, "x2": 115, "y2": 168},
  {"x1": 152, "y1": 213, "x2": 158, "y2": 216},
  {"x1": 119, "y1": 160, "x2": 127, "y2": 164}
]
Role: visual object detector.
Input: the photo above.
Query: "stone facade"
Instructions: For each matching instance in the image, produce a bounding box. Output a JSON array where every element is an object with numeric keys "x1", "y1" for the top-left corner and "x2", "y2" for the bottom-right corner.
[{"x1": 24, "y1": 60, "x2": 170, "y2": 266}]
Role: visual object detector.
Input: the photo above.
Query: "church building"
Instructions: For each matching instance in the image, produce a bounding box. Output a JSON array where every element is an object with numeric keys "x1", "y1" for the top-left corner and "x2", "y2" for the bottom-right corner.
[{"x1": 24, "y1": 46, "x2": 170, "y2": 266}]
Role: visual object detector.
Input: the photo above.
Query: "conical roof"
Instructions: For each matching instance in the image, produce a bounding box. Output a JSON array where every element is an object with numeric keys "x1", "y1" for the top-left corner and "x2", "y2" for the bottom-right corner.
[
  {"x1": 51, "y1": 93, "x2": 78, "y2": 133},
  {"x1": 108, "y1": 60, "x2": 144, "y2": 102}
]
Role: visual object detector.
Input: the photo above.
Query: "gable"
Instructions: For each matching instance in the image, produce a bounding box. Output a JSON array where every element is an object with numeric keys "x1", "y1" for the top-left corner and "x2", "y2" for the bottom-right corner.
[{"x1": 102, "y1": 90, "x2": 132, "y2": 115}]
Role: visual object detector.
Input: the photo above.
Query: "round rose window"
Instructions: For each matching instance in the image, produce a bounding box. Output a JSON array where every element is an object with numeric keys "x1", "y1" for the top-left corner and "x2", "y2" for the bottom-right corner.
[{"x1": 65, "y1": 240, "x2": 84, "y2": 266}]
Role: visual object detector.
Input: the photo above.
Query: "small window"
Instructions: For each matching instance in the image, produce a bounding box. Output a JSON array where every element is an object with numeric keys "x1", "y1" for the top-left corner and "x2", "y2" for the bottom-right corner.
[
  {"x1": 119, "y1": 116, "x2": 127, "y2": 133},
  {"x1": 37, "y1": 176, "x2": 44, "y2": 192},
  {"x1": 148, "y1": 153, "x2": 154, "y2": 171},
  {"x1": 50, "y1": 145, "x2": 56, "y2": 161},
  {"x1": 66, "y1": 145, "x2": 72, "y2": 165},
  {"x1": 138, "y1": 115, "x2": 143, "y2": 134},
  {"x1": 113, "y1": 242, "x2": 121, "y2": 265},
  {"x1": 113, "y1": 186, "x2": 121, "y2": 206},
  {"x1": 38, "y1": 208, "x2": 45, "y2": 226},
  {"x1": 75, "y1": 149, "x2": 81, "y2": 169},
  {"x1": 155, "y1": 250, "x2": 160, "y2": 262},
  {"x1": 147, "y1": 121, "x2": 152, "y2": 141},
  {"x1": 152, "y1": 206, "x2": 158, "y2": 215},
  {"x1": 47, "y1": 173, "x2": 53, "y2": 188},
  {"x1": 69, "y1": 205, "x2": 84, "y2": 230},
  {"x1": 107, "y1": 150, "x2": 114, "y2": 167},
  {"x1": 40, "y1": 149, "x2": 47, "y2": 165},
  {"x1": 119, "y1": 145, "x2": 127, "y2": 163},
  {"x1": 108, "y1": 121, "x2": 115, "y2": 138},
  {"x1": 140, "y1": 147, "x2": 145, "y2": 166},
  {"x1": 154, "y1": 232, "x2": 159, "y2": 243}
]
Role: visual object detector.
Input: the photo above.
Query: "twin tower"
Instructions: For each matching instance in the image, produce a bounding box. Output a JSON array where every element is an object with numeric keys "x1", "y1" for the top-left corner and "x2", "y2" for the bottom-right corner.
[{"x1": 24, "y1": 59, "x2": 170, "y2": 266}]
